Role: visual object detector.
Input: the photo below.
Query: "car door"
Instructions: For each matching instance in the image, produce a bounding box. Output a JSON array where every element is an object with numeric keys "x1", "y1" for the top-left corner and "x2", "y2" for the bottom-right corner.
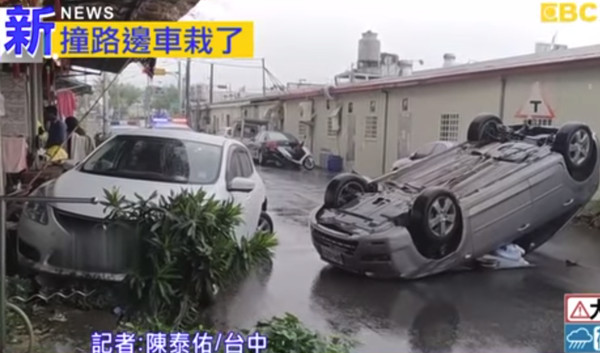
[
  {"x1": 226, "y1": 146, "x2": 260, "y2": 239},
  {"x1": 237, "y1": 147, "x2": 263, "y2": 234},
  {"x1": 468, "y1": 174, "x2": 534, "y2": 256},
  {"x1": 528, "y1": 161, "x2": 575, "y2": 229}
]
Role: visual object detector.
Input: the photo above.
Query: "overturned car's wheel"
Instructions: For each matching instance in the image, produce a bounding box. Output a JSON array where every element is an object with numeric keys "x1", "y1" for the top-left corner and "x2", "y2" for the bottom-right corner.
[
  {"x1": 324, "y1": 173, "x2": 374, "y2": 208},
  {"x1": 409, "y1": 187, "x2": 462, "y2": 260},
  {"x1": 467, "y1": 114, "x2": 503, "y2": 143},
  {"x1": 552, "y1": 123, "x2": 597, "y2": 182},
  {"x1": 257, "y1": 212, "x2": 274, "y2": 233}
]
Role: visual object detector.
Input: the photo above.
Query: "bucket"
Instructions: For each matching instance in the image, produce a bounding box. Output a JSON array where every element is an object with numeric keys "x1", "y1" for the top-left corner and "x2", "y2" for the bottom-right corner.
[{"x1": 327, "y1": 155, "x2": 343, "y2": 173}]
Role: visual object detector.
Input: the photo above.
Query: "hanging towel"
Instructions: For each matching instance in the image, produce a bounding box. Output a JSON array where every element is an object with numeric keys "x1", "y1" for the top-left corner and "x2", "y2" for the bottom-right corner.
[
  {"x1": 70, "y1": 134, "x2": 95, "y2": 163},
  {"x1": 56, "y1": 90, "x2": 76, "y2": 118},
  {"x1": 2, "y1": 136, "x2": 28, "y2": 173}
]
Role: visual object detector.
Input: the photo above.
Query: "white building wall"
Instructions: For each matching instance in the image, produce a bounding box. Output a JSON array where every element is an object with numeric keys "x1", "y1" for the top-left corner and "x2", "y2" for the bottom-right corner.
[
  {"x1": 339, "y1": 92, "x2": 387, "y2": 177},
  {"x1": 384, "y1": 78, "x2": 502, "y2": 172},
  {"x1": 503, "y1": 68, "x2": 600, "y2": 134},
  {"x1": 208, "y1": 104, "x2": 244, "y2": 132}
]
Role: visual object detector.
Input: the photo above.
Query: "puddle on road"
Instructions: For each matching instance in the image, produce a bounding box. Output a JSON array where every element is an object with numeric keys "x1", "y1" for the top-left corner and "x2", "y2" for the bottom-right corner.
[{"x1": 270, "y1": 207, "x2": 309, "y2": 226}]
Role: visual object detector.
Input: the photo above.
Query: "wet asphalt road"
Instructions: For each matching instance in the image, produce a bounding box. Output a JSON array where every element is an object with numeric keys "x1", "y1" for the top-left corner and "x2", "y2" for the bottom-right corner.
[{"x1": 211, "y1": 167, "x2": 600, "y2": 353}]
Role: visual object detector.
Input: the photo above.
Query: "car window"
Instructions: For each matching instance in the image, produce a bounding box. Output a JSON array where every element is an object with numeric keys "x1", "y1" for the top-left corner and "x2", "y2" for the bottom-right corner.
[
  {"x1": 244, "y1": 126, "x2": 257, "y2": 138},
  {"x1": 266, "y1": 132, "x2": 289, "y2": 142},
  {"x1": 255, "y1": 132, "x2": 266, "y2": 142},
  {"x1": 432, "y1": 142, "x2": 450, "y2": 154},
  {"x1": 80, "y1": 135, "x2": 222, "y2": 184},
  {"x1": 226, "y1": 149, "x2": 243, "y2": 182},
  {"x1": 413, "y1": 142, "x2": 436, "y2": 159},
  {"x1": 237, "y1": 149, "x2": 254, "y2": 177}
]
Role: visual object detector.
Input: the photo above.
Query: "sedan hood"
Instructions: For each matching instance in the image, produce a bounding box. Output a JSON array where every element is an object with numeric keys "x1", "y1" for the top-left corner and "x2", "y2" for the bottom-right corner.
[{"x1": 46, "y1": 170, "x2": 218, "y2": 219}]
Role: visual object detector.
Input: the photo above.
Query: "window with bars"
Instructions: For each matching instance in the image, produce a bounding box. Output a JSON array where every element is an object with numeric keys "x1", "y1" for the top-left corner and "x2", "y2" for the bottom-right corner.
[
  {"x1": 439, "y1": 114, "x2": 460, "y2": 141},
  {"x1": 299, "y1": 122, "x2": 309, "y2": 138},
  {"x1": 530, "y1": 118, "x2": 553, "y2": 126},
  {"x1": 364, "y1": 116, "x2": 378, "y2": 139},
  {"x1": 327, "y1": 117, "x2": 337, "y2": 137}
]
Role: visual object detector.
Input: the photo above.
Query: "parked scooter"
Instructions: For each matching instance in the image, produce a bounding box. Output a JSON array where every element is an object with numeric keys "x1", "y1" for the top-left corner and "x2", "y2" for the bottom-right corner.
[{"x1": 275, "y1": 141, "x2": 316, "y2": 170}]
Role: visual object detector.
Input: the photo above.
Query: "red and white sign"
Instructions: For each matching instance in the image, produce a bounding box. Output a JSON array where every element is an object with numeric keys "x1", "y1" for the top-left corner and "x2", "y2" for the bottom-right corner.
[
  {"x1": 515, "y1": 81, "x2": 555, "y2": 120},
  {"x1": 565, "y1": 294, "x2": 600, "y2": 322}
]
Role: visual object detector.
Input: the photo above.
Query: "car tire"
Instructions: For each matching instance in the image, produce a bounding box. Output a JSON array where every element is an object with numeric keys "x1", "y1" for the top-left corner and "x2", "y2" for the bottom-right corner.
[
  {"x1": 257, "y1": 212, "x2": 274, "y2": 233},
  {"x1": 552, "y1": 123, "x2": 597, "y2": 182},
  {"x1": 324, "y1": 173, "x2": 373, "y2": 208},
  {"x1": 409, "y1": 187, "x2": 463, "y2": 259},
  {"x1": 467, "y1": 114, "x2": 503, "y2": 143}
]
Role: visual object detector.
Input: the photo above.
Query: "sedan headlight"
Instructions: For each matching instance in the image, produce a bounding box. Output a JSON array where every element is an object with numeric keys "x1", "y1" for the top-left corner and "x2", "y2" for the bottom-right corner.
[{"x1": 23, "y1": 185, "x2": 49, "y2": 225}]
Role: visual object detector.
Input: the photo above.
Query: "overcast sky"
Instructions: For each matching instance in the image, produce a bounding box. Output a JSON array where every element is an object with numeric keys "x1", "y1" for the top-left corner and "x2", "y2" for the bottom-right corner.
[{"x1": 118, "y1": 0, "x2": 600, "y2": 93}]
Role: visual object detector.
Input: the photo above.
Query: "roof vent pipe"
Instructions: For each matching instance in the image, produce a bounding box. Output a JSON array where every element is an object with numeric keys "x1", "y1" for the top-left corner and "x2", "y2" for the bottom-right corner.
[
  {"x1": 443, "y1": 53, "x2": 456, "y2": 67},
  {"x1": 323, "y1": 86, "x2": 334, "y2": 100}
]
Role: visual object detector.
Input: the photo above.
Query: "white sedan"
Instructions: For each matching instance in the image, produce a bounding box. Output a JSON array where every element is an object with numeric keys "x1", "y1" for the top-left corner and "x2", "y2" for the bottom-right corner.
[{"x1": 18, "y1": 129, "x2": 271, "y2": 281}]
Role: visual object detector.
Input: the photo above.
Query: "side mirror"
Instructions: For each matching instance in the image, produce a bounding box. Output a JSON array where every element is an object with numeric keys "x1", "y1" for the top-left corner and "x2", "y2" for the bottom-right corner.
[
  {"x1": 409, "y1": 152, "x2": 417, "y2": 160},
  {"x1": 62, "y1": 159, "x2": 79, "y2": 171},
  {"x1": 228, "y1": 177, "x2": 255, "y2": 193}
]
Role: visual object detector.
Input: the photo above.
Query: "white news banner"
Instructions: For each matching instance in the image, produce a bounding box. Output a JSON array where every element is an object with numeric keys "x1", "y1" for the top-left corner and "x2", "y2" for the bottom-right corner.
[{"x1": 565, "y1": 294, "x2": 600, "y2": 323}]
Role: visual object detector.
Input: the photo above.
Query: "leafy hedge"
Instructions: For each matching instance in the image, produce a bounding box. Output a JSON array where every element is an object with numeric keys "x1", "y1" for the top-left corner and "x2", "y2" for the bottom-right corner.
[{"x1": 102, "y1": 188, "x2": 278, "y2": 327}]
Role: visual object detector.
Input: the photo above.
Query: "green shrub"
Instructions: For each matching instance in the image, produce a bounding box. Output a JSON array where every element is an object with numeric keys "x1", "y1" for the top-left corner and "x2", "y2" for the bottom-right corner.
[
  {"x1": 254, "y1": 313, "x2": 356, "y2": 353},
  {"x1": 102, "y1": 188, "x2": 278, "y2": 327}
]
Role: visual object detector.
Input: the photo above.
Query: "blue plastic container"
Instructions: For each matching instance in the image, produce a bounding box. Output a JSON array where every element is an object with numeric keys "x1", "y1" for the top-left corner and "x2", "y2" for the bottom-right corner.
[{"x1": 327, "y1": 155, "x2": 343, "y2": 173}]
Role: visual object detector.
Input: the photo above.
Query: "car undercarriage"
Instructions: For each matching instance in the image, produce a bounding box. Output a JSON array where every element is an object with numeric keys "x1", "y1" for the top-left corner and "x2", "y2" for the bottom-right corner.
[{"x1": 310, "y1": 114, "x2": 600, "y2": 279}]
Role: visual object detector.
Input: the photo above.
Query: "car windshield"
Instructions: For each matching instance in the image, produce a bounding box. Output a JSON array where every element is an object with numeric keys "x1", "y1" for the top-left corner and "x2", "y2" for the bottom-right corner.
[
  {"x1": 80, "y1": 135, "x2": 223, "y2": 184},
  {"x1": 267, "y1": 132, "x2": 298, "y2": 143}
]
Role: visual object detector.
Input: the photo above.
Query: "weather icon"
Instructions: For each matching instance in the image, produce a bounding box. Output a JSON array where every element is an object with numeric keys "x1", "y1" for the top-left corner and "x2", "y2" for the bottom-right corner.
[{"x1": 567, "y1": 327, "x2": 594, "y2": 350}]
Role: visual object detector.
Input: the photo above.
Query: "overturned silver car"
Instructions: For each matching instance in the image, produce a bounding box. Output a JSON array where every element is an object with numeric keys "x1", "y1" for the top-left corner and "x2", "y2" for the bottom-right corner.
[{"x1": 310, "y1": 114, "x2": 600, "y2": 279}]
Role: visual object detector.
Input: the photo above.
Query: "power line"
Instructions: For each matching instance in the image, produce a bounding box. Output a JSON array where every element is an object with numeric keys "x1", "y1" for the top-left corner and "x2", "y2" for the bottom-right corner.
[{"x1": 194, "y1": 61, "x2": 262, "y2": 69}]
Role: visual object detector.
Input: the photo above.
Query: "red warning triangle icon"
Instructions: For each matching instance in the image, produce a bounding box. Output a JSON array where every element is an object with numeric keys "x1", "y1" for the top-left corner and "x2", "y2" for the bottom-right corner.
[
  {"x1": 514, "y1": 81, "x2": 555, "y2": 119},
  {"x1": 570, "y1": 301, "x2": 591, "y2": 319}
]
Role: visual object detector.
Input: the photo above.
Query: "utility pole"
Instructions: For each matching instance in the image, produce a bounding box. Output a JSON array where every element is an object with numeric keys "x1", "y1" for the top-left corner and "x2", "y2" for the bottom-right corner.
[
  {"x1": 185, "y1": 58, "x2": 191, "y2": 119},
  {"x1": 114, "y1": 74, "x2": 119, "y2": 121},
  {"x1": 209, "y1": 63, "x2": 214, "y2": 104},
  {"x1": 144, "y1": 76, "x2": 151, "y2": 127},
  {"x1": 261, "y1": 58, "x2": 266, "y2": 96},
  {"x1": 83, "y1": 73, "x2": 88, "y2": 115},
  {"x1": 102, "y1": 73, "x2": 108, "y2": 135},
  {"x1": 177, "y1": 60, "x2": 182, "y2": 114}
]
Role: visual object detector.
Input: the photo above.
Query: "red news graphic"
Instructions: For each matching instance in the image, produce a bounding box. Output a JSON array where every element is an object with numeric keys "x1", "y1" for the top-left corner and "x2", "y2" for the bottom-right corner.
[{"x1": 565, "y1": 294, "x2": 600, "y2": 322}]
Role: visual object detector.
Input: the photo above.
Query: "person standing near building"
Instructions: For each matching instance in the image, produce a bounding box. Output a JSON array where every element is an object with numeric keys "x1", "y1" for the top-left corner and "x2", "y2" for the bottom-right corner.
[
  {"x1": 65, "y1": 116, "x2": 95, "y2": 161},
  {"x1": 44, "y1": 106, "x2": 67, "y2": 148},
  {"x1": 44, "y1": 105, "x2": 68, "y2": 161}
]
